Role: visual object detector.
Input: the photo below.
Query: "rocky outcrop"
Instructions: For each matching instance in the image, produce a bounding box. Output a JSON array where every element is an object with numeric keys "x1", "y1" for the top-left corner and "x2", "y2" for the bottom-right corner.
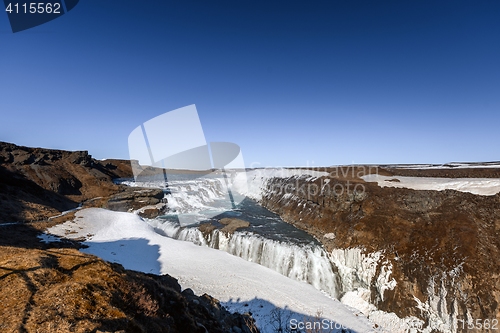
[
  {"x1": 196, "y1": 218, "x2": 250, "y2": 239},
  {"x1": 102, "y1": 187, "x2": 170, "y2": 219},
  {"x1": 0, "y1": 141, "x2": 173, "y2": 221},
  {"x1": 258, "y1": 171, "x2": 500, "y2": 332},
  {"x1": 107, "y1": 188, "x2": 165, "y2": 210},
  {"x1": 181, "y1": 288, "x2": 257, "y2": 333},
  {"x1": 219, "y1": 218, "x2": 251, "y2": 234},
  {"x1": 0, "y1": 141, "x2": 137, "y2": 222}
]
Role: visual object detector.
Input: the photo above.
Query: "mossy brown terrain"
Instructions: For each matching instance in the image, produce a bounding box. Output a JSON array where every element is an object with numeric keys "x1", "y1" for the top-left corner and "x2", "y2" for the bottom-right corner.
[{"x1": 0, "y1": 227, "x2": 257, "y2": 333}]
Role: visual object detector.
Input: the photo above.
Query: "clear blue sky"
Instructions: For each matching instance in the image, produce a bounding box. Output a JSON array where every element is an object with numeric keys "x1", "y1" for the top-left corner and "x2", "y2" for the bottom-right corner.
[{"x1": 1, "y1": 1, "x2": 499, "y2": 166}]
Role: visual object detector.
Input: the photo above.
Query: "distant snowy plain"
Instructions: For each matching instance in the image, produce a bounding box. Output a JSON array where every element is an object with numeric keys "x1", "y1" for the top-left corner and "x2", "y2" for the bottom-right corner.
[{"x1": 362, "y1": 174, "x2": 500, "y2": 196}]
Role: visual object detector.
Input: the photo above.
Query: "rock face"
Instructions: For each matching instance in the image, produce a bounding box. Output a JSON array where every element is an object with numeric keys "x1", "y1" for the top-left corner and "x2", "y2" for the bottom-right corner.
[
  {"x1": 105, "y1": 187, "x2": 169, "y2": 219},
  {"x1": 0, "y1": 141, "x2": 135, "y2": 222},
  {"x1": 218, "y1": 218, "x2": 251, "y2": 234},
  {"x1": 0, "y1": 141, "x2": 170, "y2": 222},
  {"x1": 107, "y1": 188, "x2": 165, "y2": 210},
  {"x1": 258, "y1": 169, "x2": 500, "y2": 332}
]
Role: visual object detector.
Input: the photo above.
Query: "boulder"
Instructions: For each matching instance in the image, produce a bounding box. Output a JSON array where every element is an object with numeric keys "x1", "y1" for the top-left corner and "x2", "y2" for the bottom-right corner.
[
  {"x1": 107, "y1": 188, "x2": 165, "y2": 212},
  {"x1": 219, "y1": 218, "x2": 250, "y2": 234}
]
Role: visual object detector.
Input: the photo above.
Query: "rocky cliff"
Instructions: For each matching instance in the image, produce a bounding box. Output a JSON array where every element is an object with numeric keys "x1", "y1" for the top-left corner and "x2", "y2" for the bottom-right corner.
[
  {"x1": 0, "y1": 141, "x2": 168, "y2": 221},
  {"x1": 258, "y1": 168, "x2": 500, "y2": 332}
]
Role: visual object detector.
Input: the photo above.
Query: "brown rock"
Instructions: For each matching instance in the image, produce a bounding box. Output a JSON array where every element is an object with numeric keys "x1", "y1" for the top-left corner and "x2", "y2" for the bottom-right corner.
[
  {"x1": 0, "y1": 141, "x2": 135, "y2": 222},
  {"x1": 219, "y1": 218, "x2": 250, "y2": 234},
  {"x1": 106, "y1": 188, "x2": 165, "y2": 212},
  {"x1": 0, "y1": 227, "x2": 260, "y2": 333}
]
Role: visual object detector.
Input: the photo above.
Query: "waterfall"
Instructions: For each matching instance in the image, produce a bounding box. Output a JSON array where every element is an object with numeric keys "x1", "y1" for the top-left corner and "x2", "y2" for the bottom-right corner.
[
  {"x1": 148, "y1": 219, "x2": 340, "y2": 298},
  {"x1": 122, "y1": 173, "x2": 389, "y2": 305},
  {"x1": 119, "y1": 170, "x2": 457, "y2": 332}
]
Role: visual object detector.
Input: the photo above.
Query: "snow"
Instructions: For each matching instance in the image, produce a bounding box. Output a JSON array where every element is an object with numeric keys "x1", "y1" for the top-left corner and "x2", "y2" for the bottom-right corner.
[
  {"x1": 37, "y1": 234, "x2": 62, "y2": 244},
  {"x1": 341, "y1": 288, "x2": 376, "y2": 316},
  {"x1": 47, "y1": 208, "x2": 378, "y2": 333},
  {"x1": 383, "y1": 162, "x2": 500, "y2": 170},
  {"x1": 329, "y1": 248, "x2": 457, "y2": 333},
  {"x1": 376, "y1": 264, "x2": 397, "y2": 302},
  {"x1": 48, "y1": 204, "x2": 82, "y2": 220},
  {"x1": 324, "y1": 233, "x2": 336, "y2": 240},
  {"x1": 362, "y1": 174, "x2": 500, "y2": 196},
  {"x1": 330, "y1": 248, "x2": 384, "y2": 293},
  {"x1": 411, "y1": 277, "x2": 458, "y2": 333},
  {"x1": 341, "y1": 290, "x2": 427, "y2": 333}
]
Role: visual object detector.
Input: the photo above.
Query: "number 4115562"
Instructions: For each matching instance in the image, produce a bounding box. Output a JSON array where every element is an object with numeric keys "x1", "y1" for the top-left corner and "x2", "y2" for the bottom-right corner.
[
  {"x1": 5, "y1": 2, "x2": 62, "y2": 14},
  {"x1": 457, "y1": 318, "x2": 498, "y2": 330}
]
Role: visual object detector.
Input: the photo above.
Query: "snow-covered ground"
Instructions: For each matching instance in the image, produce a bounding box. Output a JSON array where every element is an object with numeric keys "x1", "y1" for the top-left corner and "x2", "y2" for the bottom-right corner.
[
  {"x1": 362, "y1": 174, "x2": 500, "y2": 196},
  {"x1": 381, "y1": 162, "x2": 500, "y2": 170},
  {"x1": 47, "y1": 208, "x2": 379, "y2": 333},
  {"x1": 48, "y1": 204, "x2": 83, "y2": 220}
]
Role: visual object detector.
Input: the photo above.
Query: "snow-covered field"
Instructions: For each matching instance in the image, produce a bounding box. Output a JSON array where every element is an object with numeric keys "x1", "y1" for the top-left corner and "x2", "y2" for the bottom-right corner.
[
  {"x1": 381, "y1": 162, "x2": 500, "y2": 170},
  {"x1": 362, "y1": 174, "x2": 500, "y2": 196},
  {"x1": 47, "y1": 208, "x2": 378, "y2": 333}
]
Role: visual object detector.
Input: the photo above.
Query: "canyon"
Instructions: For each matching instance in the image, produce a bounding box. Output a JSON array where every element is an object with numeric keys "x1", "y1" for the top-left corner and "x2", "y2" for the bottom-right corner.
[{"x1": 2, "y1": 141, "x2": 499, "y2": 332}]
